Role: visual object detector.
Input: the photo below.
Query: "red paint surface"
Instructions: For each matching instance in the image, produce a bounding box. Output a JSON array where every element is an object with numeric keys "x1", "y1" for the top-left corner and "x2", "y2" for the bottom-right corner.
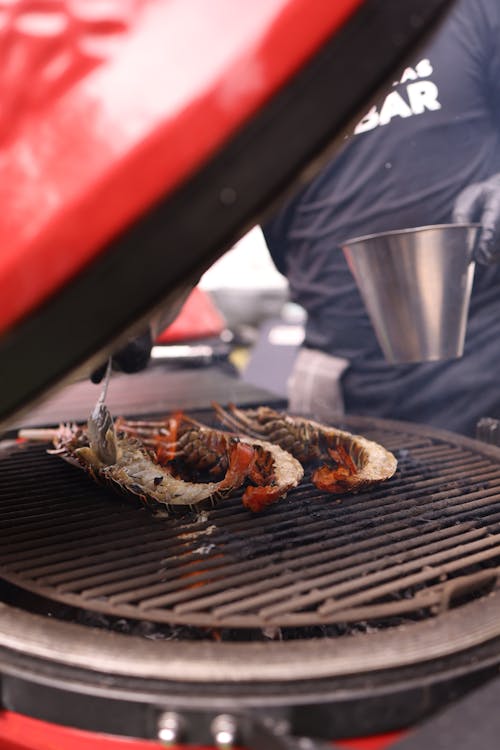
[
  {"x1": 0, "y1": 710, "x2": 210, "y2": 750},
  {"x1": 337, "y1": 731, "x2": 405, "y2": 749},
  {"x1": 0, "y1": 711, "x2": 406, "y2": 750},
  {"x1": 0, "y1": 0, "x2": 364, "y2": 336}
]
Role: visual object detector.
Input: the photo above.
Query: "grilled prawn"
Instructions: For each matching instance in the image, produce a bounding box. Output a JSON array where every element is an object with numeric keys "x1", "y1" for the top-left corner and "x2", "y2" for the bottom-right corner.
[{"x1": 213, "y1": 403, "x2": 397, "y2": 494}]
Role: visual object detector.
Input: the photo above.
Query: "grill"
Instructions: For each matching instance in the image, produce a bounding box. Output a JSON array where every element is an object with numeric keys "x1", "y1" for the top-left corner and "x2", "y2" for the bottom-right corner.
[
  {"x1": 3, "y1": 412, "x2": 500, "y2": 638},
  {"x1": 4, "y1": 408, "x2": 500, "y2": 745}
]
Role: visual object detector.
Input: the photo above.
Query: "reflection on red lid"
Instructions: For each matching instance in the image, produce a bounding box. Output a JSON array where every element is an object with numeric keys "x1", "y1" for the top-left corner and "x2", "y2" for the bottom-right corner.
[{"x1": 0, "y1": 0, "x2": 363, "y2": 337}]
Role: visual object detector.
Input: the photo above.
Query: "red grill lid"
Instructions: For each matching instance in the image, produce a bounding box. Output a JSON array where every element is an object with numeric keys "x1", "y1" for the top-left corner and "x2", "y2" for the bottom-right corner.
[
  {"x1": 0, "y1": 0, "x2": 453, "y2": 428},
  {"x1": 0, "y1": 0, "x2": 366, "y2": 337}
]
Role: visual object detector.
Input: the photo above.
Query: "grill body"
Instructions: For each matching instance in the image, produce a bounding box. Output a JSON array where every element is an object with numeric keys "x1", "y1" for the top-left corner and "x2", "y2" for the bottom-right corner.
[
  {"x1": 2, "y1": 410, "x2": 500, "y2": 744},
  {"x1": 0, "y1": 710, "x2": 403, "y2": 750}
]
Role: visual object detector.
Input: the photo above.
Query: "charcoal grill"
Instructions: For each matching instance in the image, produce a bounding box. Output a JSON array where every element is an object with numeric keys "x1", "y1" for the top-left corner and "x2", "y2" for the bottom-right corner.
[
  {"x1": 4, "y1": 413, "x2": 500, "y2": 633},
  {"x1": 3, "y1": 408, "x2": 500, "y2": 747}
]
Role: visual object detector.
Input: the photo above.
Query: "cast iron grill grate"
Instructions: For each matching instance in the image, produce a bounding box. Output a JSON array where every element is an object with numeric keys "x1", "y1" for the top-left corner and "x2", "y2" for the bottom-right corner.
[{"x1": 2, "y1": 413, "x2": 500, "y2": 632}]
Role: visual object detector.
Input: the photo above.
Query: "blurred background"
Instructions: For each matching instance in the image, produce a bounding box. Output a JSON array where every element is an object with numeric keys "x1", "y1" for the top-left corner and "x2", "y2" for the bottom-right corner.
[{"x1": 154, "y1": 227, "x2": 306, "y2": 400}]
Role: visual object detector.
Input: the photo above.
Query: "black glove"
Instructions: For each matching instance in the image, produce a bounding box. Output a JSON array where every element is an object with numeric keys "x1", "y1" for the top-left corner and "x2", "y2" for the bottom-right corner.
[
  {"x1": 453, "y1": 173, "x2": 500, "y2": 264},
  {"x1": 89, "y1": 286, "x2": 195, "y2": 383},
  {"x1": 90, "y1": 329, "x2": 153, "y2": 384}
]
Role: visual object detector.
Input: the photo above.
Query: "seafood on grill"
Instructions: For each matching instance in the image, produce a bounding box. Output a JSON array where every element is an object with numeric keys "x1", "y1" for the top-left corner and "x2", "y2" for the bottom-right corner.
[
  {"x1": 212, "y1": 403, "x2": 397, "y2": 494},
  {"x1": 110, "y1": 412, "x2": 303, "y2": 511},
  {"x1": 19, "y1": 382, "x2": 303, "y2": 513}
]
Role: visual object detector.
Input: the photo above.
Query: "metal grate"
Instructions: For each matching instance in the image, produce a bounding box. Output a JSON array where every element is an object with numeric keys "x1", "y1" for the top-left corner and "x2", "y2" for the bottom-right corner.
[{"x1": 2, "y1": 415, "x2": 500, "y2": 631}]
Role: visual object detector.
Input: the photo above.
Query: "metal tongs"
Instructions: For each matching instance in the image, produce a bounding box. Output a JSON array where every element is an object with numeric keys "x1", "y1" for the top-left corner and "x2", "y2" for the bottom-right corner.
[
  {"x1": 85, "y1": 359, "x2": 118, "y2": 465},
  {"x1": 18, "y1": 359, "x2": 115, "y2": 458}
]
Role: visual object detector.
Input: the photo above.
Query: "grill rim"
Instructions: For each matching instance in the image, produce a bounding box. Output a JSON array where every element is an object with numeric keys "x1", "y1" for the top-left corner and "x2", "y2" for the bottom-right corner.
[
  {"x1": 2, "y1": 585, "x2": 500, "y2": 684},
  {"x1": 2, "y1": 623, "x2": 499, "y2": 744}
]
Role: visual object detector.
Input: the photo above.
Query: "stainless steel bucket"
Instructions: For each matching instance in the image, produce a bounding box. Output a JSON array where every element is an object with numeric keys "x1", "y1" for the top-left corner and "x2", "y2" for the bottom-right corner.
[{"x1": 341, "y1": 224, "x2": 480, "y2": 364}]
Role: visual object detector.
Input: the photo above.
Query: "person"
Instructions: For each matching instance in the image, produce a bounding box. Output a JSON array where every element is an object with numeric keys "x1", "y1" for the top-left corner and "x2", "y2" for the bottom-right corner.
[
  {"x1": 261, "y1": 0, "x2": 500, "y2": 438},
  {"x1": 99, "y1": 0, "x2": 500, "y2": 438}
]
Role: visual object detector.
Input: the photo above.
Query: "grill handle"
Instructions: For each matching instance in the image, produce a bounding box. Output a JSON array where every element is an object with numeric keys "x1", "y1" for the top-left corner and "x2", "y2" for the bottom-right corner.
[{"x1": 239, "y1": 713, "x2": 341, "y2": 750}]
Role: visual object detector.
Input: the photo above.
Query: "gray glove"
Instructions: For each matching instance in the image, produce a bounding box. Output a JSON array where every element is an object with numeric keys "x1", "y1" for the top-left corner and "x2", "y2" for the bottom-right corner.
[
  {"x1": 287, "y1": 348, "x2": 348, "y2": 420},
  {"x1": 453, "y1": 173, "x2": 500, "y2": 264}
]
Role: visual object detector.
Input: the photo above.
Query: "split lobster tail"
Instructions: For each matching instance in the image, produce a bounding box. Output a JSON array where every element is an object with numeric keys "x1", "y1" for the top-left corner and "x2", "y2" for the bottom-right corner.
[
  {"x1": 39, "y1": 407, "x2": 304, "y2": 513},
  {"x1": 212, "y1": 403, "x2": 397, "y2": 494}
]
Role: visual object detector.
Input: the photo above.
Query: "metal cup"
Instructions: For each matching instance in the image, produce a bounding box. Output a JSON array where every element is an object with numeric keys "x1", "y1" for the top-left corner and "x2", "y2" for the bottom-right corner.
[{"x1": 341, "y1": 224, "x2": 480, "y2": 364}]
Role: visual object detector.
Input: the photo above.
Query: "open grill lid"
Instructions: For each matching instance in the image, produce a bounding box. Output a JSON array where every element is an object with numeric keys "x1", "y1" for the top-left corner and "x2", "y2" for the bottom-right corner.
[{"x1": 0, "y1": 0, "x2": 454, "y2": 430}]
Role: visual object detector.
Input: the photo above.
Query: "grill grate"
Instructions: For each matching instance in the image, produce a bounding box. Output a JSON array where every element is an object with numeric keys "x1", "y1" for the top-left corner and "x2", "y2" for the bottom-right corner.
[{"x1": 2, "y1": 414, "x2": 500, "y2": 632}]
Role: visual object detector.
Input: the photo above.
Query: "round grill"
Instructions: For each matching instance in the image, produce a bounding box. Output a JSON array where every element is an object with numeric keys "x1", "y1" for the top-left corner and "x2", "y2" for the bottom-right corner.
[{"x1": 2, "y1": 415, "x2": 500, "y2": 633}]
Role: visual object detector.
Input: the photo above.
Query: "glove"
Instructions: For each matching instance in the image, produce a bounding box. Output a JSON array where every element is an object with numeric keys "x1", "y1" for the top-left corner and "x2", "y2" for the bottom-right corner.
[
  {"x1": 287, "y1": 347, "x2": 348, "y2": 420},
  {"x1": 453, "y1": 173, "x2": 500, "y2": 264},
  {"x1": 90, "y1": 329, "x2": 153, "y2": 384},
  {"x1": 89, "y1": 284, "x2": 195, "y2": 383}
]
